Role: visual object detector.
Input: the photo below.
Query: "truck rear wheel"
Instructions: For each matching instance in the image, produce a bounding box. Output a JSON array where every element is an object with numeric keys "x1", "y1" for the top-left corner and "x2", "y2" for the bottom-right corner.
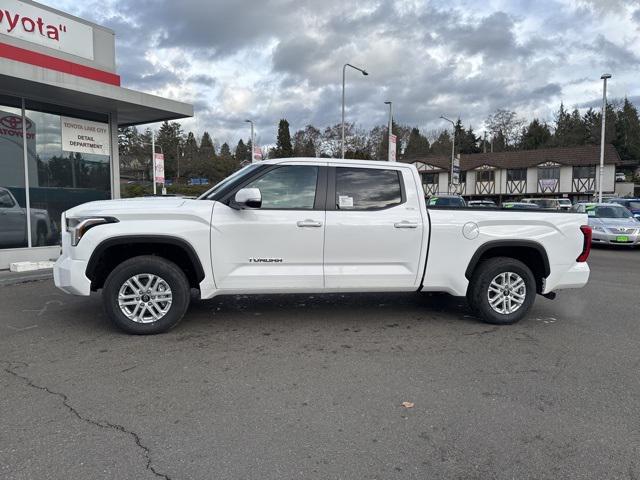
[
  {"x1": 103, "y1": 255, "x2": 190, "y2": 334},
  {"x1": 467, "y1": 257, "x2": 536, "y2": 325}
]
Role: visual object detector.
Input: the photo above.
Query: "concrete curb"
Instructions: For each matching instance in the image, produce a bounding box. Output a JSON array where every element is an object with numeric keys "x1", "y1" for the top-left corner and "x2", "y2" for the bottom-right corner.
[{"x1": 0, "y1": 270, "x2": 54, "y2": 287}]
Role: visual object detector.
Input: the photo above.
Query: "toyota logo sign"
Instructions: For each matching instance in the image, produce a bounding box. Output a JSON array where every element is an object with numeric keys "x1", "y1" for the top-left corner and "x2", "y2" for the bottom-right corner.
[{"x1": 0, "y1": 115, "x2": 33, "y2": 131}]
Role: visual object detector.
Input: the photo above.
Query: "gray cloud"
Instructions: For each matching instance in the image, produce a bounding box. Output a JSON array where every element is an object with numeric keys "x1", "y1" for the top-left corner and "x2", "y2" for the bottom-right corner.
[
  {"x1": 48, "y1": 0, "x2": 640, "y2": 144},
  {"x1": 588, "y1": 35, "x2": 640, "y2": 68}
]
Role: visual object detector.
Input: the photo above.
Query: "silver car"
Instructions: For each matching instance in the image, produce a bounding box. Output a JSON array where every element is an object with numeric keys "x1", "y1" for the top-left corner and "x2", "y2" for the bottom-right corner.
[{"x1": 574, "y1": 203, "x2": 640, "y2": 246}]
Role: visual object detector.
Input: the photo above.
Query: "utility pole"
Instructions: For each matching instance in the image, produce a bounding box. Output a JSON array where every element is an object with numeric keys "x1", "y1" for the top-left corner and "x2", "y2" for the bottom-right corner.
[{"x1": 598, "y1": 73, "x2": 611, "y2": 203}]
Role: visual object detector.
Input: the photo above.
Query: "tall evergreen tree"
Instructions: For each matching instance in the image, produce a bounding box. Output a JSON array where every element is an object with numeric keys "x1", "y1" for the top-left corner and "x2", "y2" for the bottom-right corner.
[
  {"x1": 457, "y1": 124, "x2": 480, "y2": 154},
  {"x1": 614, "y1": 97, "x2": 640, "y2": 162},
  {"x1": 520, "y1": 119, "x2": 552, "y2": 150},
  {"x1": 583, "y1": 108, "x2": 600, "y2": 145},
  {"x1": 430, "y1": 130, "x2": 453, "y2": 156},
  {"x1": 156, "y1": 121, "x2": 184, "y2": 178},
  {"x1": 220, "y1": 142, "x2": 232, "y2": 158},
  {"x1": 274, "y1": 119, "x2": 293, "y2": 158},
  {"x1": 581, "y1": 104, "x2": 617, "y2": 148},
  {"x1": 193, "y1": 131, "x2": 216, "y2": 178},
  {"x1": 492, "y1": 130, "x2": 506, "y2": 152},
  {"x1": 235, "y1": 139, "x2": 250, "y2": 163},
  {"x1": 212, "y1": 142, "x2": 239, "y2": 181},
  {"x1": 181, "y1": 131, "x2": 199, "y2": 179},
  {"x1": 404, "y1": 127, "x2": 430, "y2": 157},
  {"x1": 553, "y1": 105, "x2": 586, "y2": 147}
]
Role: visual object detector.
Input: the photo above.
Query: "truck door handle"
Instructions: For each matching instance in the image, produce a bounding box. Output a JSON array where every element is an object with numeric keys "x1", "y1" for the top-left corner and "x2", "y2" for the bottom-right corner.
[
  {"x1": 394, "y1": 221, "x2": 419, "y2": 229},
  {"x1": 297, "y1": 220, "x2": 323, "y2": 228}
]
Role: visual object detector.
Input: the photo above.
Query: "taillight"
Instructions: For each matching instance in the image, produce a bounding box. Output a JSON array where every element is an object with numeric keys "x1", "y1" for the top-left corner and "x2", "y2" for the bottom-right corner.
[{"x1": 577, "y1": 225, "x2": 592, "y2": 262}]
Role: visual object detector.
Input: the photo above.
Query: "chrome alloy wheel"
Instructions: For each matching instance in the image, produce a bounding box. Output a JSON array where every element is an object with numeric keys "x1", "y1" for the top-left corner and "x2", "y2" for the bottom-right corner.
[
  {"x1": 118, "y1": 274, "x2": 173, "y2": 323},
  {"x1": 487, "y1": 272, "x2": 526, "y2": 315}
]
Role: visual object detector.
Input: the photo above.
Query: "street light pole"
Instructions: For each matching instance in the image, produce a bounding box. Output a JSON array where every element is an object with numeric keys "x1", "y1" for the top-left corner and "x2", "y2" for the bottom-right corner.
[
  {"x1": 598, "y1": 73, "x2": 611, "y2": 203},
  {"x1": 245, "y1": 119, "x2": 255, "y2": 163},
  {"x1": 341, "y1": 63, "x2": 368, "y2": 159},
  {"x1": 440, "y1": 115, "x2": 456, "y2": 193},
  {"x1": 384, "y1": 101, "x2": 393, "y2": 161}
]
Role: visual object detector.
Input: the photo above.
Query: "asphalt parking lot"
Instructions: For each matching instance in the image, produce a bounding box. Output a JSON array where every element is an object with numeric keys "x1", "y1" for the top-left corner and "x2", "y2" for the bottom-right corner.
[{"x1": 1, "y1": 247, "x2": 639, "y2": 480}]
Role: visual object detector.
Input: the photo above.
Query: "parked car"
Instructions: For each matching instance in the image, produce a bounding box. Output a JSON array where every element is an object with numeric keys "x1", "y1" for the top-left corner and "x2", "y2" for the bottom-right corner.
[
  {"x1": 609, "y1": 198, "x2": 640, "y2": 219},
  {"x1": 521, "y1": 198, "x2": 562, "y2": 210},
  {"x1": 591, "y1": 195, "x2": 619, "y2": 203},
  {"x1": 557, "y1": 198, "x2": 572, "y2": 211},
  {"x1": 0, "y1": 187, "x2": 57, "y2": 248},
  {"x1": 468, "y1": 200, "x2": 497, "y2": 208},
  {"x1": 501, "y1": 202, "x2": 541, "y2": 210},
  {"x1": 54, "y1": 158, "x2": 591, "y2": 334},
  {"x1": 426, "y1": 194, "x2": 466, "y2": 207},
  {"x1": 574, "y1": 203, "x2": 640, "y2": 246}
]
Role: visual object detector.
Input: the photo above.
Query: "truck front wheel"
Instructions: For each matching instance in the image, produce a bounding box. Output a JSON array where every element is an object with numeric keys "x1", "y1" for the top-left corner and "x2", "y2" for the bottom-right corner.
[
  {"x1": 467, "y1": 257, "x2": 536, "y2": 325},
  {"x1": 103, "y1": 255, "x2": 190, "y2": 334}
]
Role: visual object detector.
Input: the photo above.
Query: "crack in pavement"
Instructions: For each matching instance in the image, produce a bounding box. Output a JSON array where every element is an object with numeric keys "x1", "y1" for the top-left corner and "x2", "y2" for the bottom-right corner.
[{"x1": 3, "y1": 362, "x2": 172, "y2": 480}]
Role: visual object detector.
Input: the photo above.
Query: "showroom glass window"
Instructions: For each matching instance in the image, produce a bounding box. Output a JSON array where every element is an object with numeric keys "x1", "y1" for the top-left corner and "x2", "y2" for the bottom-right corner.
[
  {"x1": 25, "y1": 100, "x2": 111, "y2": 246},
  {"x1": 0, "y1": 95, "x2": 28, "y2": 249}
]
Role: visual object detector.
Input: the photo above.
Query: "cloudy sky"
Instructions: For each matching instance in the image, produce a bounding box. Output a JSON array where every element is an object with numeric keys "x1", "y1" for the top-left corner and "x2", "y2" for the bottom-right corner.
[{"x1": 50, "y1": 0, "x2": 640, "y2": 146}]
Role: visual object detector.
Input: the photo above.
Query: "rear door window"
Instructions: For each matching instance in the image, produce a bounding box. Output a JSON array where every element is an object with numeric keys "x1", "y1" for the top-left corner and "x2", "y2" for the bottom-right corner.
[{"x1": 335, "y1": 167, "x2": 403, "y2": 210}]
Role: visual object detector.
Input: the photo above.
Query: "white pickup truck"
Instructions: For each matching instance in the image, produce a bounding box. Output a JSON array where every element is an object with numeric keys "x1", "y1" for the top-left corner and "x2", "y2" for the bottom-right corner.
[{"x1": 54, "y1": 158, "x2": 592, "y2": 334}]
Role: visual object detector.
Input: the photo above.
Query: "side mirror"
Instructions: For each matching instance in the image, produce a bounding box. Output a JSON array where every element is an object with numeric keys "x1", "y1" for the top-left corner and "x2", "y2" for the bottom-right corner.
[{"x1": 233, "y1": 187, "x2": 262, "y2": 209}]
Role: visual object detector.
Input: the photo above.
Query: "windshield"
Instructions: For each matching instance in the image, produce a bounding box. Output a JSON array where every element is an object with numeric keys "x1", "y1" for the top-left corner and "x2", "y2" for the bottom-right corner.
[
  {"x1": 614, "y1": 200, "x2": 640, "y2": 210},
  {"x1": 198, "y1": 164, "x2": 262, "y2": 200},
  {"x1": 533, "y1": 199, "x2": 556, "y2": 208},
  {"x1": 587, "y1": 205, "x2": 633, "y2": 218},
  {"x1": 429, "y1": 196, "x2": 465, "y2": 207},
  {"x1": 558, "y1": 199, "x2": 571, "y2": 205}
]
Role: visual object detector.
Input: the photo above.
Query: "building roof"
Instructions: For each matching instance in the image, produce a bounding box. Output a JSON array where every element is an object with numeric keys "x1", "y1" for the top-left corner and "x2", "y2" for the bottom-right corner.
[
  {"x1": 402, "y1": 154, "x2": 451, "y2": 172},
  {"x1": 0, "y1": 57, "x2": 193, "y2": 127},
  {"x1": 405, "y1": 144, "x2": 621, "y2": 172}
]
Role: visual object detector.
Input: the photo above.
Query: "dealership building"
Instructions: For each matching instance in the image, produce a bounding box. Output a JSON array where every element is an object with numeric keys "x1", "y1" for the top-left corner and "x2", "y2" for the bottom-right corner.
[{"x1": 0, "y1": 0, "x2": 193, "y2": 268}]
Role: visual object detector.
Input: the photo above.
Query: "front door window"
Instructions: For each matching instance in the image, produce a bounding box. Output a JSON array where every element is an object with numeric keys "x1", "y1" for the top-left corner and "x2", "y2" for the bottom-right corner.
[{"x1": 244, "y1": 165, "x2": 318, "y2": 209}]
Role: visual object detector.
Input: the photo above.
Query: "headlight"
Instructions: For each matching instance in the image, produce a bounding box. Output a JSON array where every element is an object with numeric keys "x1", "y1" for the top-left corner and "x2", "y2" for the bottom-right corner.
[
  {"x1": 66, "y1": 216, "x2": 118, "y2": 246},
  {"x1": 592, "y1": 225, "x2": 605, "y2": 232}
]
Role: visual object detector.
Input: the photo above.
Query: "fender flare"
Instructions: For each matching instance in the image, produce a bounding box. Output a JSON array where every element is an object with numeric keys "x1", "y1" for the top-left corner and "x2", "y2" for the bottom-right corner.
[
  {"x1": 464, "y1": 240, "x2": 551, "y2": 280},
  {"x1": 85, "y1": 235, "x2": 205, "y2": 283}
]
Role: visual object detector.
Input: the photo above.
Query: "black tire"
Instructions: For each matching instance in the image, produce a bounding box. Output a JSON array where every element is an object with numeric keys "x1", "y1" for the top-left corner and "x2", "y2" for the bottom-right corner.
[
  {"x1": 35, "y1": 225, "x2": 47, "y2": 247},
  {"x1": 467, "y1": 257, "x2": 536, "y2": 325},
  {"x1": 103, "y1": 255, "x2": 190, "y2": 334}
]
